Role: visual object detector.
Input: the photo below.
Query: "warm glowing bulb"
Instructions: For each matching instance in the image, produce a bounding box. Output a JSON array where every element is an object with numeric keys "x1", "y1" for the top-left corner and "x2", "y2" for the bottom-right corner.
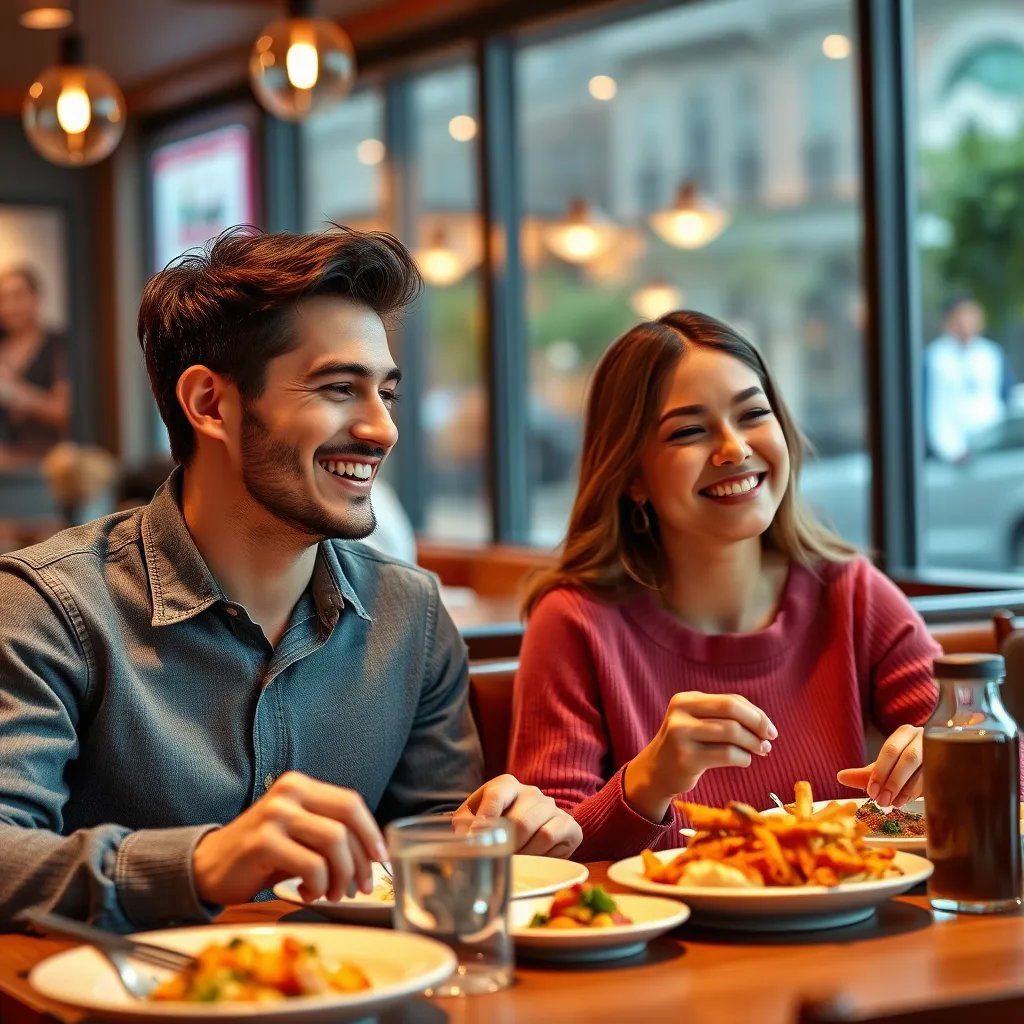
[
  {"x1": 56, "y1": 84, "x2": 91, "y2": 135},
  {"x1": 419, "y1": 248, "x2": 465, "y2": 286},
  {"x1": 286, "y1": 40, "x2": 319, "y2": 89},
  {"x1": 563, "y1": 225, "x2": 602, "y2": 260},
  {"x1": 588, "y1": 75, "x2": 617, "y2": 101},
  {"x1": 357, "y1": 138, "x2": 385, "y2": 165},
  {"x1": 448, "y1": 114, "x2": 477, "y2": 142},
  {"x1": 630, "y1": 281, "x2": 684, "y2": 320},
  {"x1": 822, "y1": 34, "x2": 851, "y2": 59}
]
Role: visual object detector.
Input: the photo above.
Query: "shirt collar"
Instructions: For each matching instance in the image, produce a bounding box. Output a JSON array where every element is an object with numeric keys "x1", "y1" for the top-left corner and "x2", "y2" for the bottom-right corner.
[{"x1": 141, "y1": 467, "x2": 370, "y2": 630}]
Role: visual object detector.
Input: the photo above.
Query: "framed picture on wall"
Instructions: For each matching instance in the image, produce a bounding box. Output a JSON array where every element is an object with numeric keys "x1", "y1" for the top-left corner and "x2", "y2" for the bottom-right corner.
[
  {"x1": 0, "y1": 203, "x2": 71, "y2": 466},
  {"x1": 150, "y1": 119, "x2": 259, "y2": 272}
]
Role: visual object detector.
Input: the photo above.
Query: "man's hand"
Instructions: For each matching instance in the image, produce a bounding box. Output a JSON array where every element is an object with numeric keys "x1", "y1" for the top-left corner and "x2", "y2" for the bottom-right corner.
[
  {"x1": 453, "y1": 774, "x2": 582, "y2": 858},
  {"x1": 836, "y1": 724, "x2": 923, "y2": 807},
  {"x1": 191, "y1": 771, "x2": 388, "y2": 906}
]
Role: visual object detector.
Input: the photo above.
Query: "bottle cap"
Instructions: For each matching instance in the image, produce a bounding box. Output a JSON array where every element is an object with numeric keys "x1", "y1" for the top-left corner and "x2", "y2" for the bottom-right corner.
[{"x1": 933, "y1": 653, "x2": 1005, "y2": 680}]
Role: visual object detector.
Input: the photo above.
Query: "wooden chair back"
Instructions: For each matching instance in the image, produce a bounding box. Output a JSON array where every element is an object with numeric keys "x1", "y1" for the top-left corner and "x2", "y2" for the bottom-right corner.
[{"x1": 468, "y1": 660, "x2": 517, "y2": 779}]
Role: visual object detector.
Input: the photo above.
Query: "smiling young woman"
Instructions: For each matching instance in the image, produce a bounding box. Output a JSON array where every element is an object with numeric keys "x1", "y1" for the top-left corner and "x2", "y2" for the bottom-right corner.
[{"x1": 509, "y1": 311, "x2": 941, "y2": 861}]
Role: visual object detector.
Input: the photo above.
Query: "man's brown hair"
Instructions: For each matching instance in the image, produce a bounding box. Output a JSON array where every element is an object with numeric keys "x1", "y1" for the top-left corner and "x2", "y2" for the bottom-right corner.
[{"x1": 137, "y1": 225, "x2": 421, "y2": 463}]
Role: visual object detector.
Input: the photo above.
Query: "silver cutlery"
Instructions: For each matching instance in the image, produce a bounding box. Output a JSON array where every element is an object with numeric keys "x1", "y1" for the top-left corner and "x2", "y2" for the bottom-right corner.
[
  {"x1": 21, "y1": 910, "x2": 195, "y2": 999},
  {"x1": 769, "y1": 792, "x2": 787, "y2": 811}
]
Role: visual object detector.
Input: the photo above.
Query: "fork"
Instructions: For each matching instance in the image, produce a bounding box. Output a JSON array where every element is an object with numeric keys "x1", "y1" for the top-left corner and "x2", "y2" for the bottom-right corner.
[
  {"x1": 21, "y1": 910, "x2": 196, "y2": 999},
  {"x1": 769, "y1": 792, "x2": 787, "y2": 811}
]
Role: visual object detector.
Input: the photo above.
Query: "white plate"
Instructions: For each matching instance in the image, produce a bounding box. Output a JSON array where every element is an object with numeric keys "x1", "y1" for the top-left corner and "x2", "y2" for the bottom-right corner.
[
  {"x1": 511, "y1": 855, "x2": 589, "y2": 899},
  {"x1": 274, "y1": 863, "x2": 395, "y2": 924},
  {"x1": 274, "y1": 856, "x2": 589, "y2": 921},
  {"x1": 607, "y1": 849, "x2": 933, "y2": 932},
  {"x1": 28, "y1": 923, "x2": 456, "y2": 1023},
  {"x1": 510, "y1": 893, "x2": 690, "y2": 962},
  {"x1": 760, "y1": 797, "x2": 927, "y2": 853}
]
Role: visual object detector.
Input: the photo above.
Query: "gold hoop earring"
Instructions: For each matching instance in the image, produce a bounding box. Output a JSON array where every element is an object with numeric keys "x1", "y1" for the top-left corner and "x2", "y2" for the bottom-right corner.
[{"x1": 631, "y1": 500, "x2": 651, "y2": 534}]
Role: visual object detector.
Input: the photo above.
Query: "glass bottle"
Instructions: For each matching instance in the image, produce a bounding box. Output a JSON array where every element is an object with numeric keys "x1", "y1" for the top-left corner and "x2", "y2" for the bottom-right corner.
[{"x1": 923, "y1": 653, "x2": 1022, "y2": 913}]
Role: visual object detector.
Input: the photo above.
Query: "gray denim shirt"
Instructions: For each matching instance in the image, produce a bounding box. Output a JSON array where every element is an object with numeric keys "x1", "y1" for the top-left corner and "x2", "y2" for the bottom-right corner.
[{"x1": 0, "y1": 472, "x2": 483, "y2": 931}]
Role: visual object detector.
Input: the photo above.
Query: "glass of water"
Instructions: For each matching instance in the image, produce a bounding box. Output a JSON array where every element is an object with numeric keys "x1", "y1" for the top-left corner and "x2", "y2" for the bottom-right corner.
[{"x1": 386, "y1": 814, "x2": 514, "y2": 996}]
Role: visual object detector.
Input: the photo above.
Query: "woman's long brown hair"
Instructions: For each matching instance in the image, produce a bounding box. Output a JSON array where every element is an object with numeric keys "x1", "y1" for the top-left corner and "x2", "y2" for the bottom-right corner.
[{"x1": 521, "y1": 310, "x2": 858, "y2": 617}]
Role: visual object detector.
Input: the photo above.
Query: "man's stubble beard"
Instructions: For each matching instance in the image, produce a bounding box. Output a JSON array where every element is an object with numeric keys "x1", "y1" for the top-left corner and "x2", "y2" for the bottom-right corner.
[{"x1": 239, "y1": 406, "x2": 377, "y2": 542}]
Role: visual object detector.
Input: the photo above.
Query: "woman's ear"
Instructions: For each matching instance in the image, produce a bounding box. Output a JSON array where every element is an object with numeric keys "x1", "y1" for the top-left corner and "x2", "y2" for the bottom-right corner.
[
  {"x1": 626, "y1": 476, "x2": 646, "y2": 505},
  {"x1": 176, "y1": 365, "x2": 239, "y2": 450}
]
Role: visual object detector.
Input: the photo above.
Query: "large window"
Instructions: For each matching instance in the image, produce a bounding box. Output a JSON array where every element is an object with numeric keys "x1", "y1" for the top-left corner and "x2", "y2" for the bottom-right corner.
[
  {"x1": 517, "y1": 0, "x2": 866, "y2": 549},
  {"x1": 409, "y1": 63, "x2": 489, "y2": 541},
  {"x1": 914, "y1": 0, "x2": 1024, "y2": 573}
]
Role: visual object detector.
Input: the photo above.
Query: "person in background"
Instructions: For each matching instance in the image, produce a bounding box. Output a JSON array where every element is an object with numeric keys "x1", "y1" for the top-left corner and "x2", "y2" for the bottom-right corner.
[
  {"x1": 0, "y1": 265, "x2": 71, "y2": 458},
  {"x1": 508, "y1": 311, "x2": 940, "y2": 861},
  {"x1": 923, "y1": 294, "x2": 1014, "y2": 463},
  {"x1": 0, "y1": 226, "x2": 580, "y2": 932}
]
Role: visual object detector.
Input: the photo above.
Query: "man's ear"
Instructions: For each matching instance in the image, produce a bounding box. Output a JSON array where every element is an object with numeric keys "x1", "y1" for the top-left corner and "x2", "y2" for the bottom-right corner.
[{"x1": 176, "y1": 365, "x2": 240, "y2": 449}]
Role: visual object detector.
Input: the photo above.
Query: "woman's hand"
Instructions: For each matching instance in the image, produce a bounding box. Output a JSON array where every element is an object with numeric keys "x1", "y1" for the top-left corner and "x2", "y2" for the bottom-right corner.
[
  {"x1": 836, "y1": 723, "x2": 923, "y2": 807},
  {"x1": 623, "y1": 692, "x2": 777, "y2": 824}
]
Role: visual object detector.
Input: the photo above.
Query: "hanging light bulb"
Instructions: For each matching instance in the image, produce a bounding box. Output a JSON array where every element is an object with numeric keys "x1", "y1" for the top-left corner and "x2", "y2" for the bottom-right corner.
[
  {"x1": 22, "y1": 33, "x2": 125, "y2": 167},
  {"x1": 415, "y1": 226, "x2": 472, "y2": 287},
  {"x1": 250, "y1": 0, "x2": 356, "y2": 122},
  {"x1": 649, "y1": 182, "x2": 730, "y2": 249},
  {"x1": 630, "y1": 280, "x2": 684, "y2": 320},
  {"x1": 18, "y1": 1, "x2": 73, "y2": 29},
  {"x1": 541, "y1": 198, "x2": 616, "y2": 265}
]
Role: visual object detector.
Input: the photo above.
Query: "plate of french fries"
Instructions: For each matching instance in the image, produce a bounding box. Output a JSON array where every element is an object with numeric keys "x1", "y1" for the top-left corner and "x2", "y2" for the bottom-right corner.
[
  {"x1": 761, "y1": 795, "x2": 927, "y2": 853},
  {"x1": 608, "y1": 782, "x2": 933, "y2": 931}
]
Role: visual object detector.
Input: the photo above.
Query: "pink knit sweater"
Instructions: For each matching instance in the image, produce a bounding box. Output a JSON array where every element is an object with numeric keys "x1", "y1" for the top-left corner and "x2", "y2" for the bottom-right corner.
[{"x1": 508, "y1": 557, "x2": 942, "y2": 861}]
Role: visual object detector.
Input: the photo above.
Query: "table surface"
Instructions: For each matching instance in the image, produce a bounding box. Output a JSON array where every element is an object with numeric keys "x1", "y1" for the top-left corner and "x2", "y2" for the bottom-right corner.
[{"x1": 3, "y1": 865, "x2": 1024, "y2": 1024}]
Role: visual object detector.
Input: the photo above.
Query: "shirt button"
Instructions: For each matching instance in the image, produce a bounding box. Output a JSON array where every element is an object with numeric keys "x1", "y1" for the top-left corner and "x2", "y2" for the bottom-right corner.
[
  {"x1": 225, "y1": 606, "x2": 238, "y2": 617},
  {"x1": 264, "y1": 773, "x2": 276, "y2": 790}
]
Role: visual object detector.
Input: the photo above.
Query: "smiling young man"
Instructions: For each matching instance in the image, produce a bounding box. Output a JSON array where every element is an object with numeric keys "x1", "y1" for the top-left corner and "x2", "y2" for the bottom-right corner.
[{"x1": 0, "y1": 226, "x2": 581, "y2": 931}]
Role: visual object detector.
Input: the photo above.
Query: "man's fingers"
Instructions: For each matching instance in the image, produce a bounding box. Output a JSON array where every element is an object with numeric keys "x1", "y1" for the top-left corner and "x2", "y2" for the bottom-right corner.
[
  {"x1": 286, "y1": 813, "x2": 358, "y2": 901},
  {"x1": 270, "y1": 773, "x2": 387, "y2": 862},
  {"x1": 264, "y1": 834, "x2": 330, "y2": 903},
  {"x1": 472, "y1": 775, "x2": 520, "y2": 820}
]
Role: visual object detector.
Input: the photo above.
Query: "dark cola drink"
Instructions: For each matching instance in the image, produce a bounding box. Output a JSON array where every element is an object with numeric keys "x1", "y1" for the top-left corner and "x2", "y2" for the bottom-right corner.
[
  {"x1": 924, "y1": 733, "x2": 1021, "y2": 909},
  {"x1": 923, "y1": 654, "x2": 1022, "y2": 914}
]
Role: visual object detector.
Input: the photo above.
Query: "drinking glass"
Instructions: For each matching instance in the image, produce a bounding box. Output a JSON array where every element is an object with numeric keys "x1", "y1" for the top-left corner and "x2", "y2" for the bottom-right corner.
[{"x1": 386, "y1": 814, "x2": 514, "y2": 996}]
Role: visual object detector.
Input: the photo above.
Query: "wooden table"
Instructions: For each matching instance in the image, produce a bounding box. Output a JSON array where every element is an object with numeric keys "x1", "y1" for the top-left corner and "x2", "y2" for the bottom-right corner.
[{"x1": 4, "y1": 865, "x2": 1024, "y2": 1024}]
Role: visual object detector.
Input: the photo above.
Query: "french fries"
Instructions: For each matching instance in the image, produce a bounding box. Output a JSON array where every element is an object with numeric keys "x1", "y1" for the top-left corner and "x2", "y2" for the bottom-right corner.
[{"x1": 641, "y1": 781, "x2": 901, "y2": 889}]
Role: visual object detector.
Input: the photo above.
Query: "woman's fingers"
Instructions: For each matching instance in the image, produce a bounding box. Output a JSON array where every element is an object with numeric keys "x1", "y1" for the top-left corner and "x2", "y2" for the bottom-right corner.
[
  {"x1": 836, "y1": 765, "x2": 874, "y2": 790},
  {"x1": 686, "y1": 718, "x2": 773, "y2": 758},
  {"x1": 673, "y1": 692, "x2": 778, "y2": 741},
  {"x1": 870, "y1": 725, "x2": 923, "y2": 806},
  {"x1": 890, "y1": 767, "x2": 923, "y2": 807}
]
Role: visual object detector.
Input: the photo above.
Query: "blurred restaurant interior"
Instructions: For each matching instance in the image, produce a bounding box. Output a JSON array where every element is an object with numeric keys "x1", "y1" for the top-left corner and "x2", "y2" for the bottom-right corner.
[
  {"x1": 4, "y1": 0, "x2": 1024, "y2": 646},
  {"x1": 9, "y1": 3, "x2": 1024, "y2": 1023}
]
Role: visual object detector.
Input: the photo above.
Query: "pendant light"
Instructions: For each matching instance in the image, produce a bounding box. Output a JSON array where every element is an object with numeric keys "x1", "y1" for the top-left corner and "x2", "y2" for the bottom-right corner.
[
  {"x1": 630, "y1": 280, "x2": 684, "y2": 320},
  {"x1": 250, "y1": 0, "x2": 356, "y2": 122},
  {"x1": 22, "y1": 30, "x2": 126, "y2": 167},
  {"x1": 649, "y1": 182, "x2": 729, "y2": 249},
  {"x1": 18, "y1": 1, "x2": 73, "y2": 29},
  {"x1": 415, "y1": 226, "x2": 473, "y2": 287},
  {"x1": 541, "y1": 198, "x2": 616, "y2": 265}
]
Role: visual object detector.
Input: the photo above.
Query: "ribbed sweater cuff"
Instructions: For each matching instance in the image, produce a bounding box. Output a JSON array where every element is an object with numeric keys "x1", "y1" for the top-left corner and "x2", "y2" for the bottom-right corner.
[
  {"x1": 114, "y1": 825, "x2": 221, "y2": 928},
  {"x1": 574, "y1": 768, "x2": 677, "y2": 860}
]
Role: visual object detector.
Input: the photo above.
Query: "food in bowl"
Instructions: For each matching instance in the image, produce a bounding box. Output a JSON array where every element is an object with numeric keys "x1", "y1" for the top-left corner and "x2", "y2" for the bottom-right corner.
[
  {"x1": 150, "y1": 936, "x2": 371, "y2": 1002},
  {"x1": 528, "y1": 884, "x2": 633, "y2": 929}
]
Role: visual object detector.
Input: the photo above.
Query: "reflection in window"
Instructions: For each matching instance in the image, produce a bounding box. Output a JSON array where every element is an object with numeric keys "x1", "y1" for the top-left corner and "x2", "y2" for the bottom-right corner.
[
  {"x1": 518, "y1": 0, "x2": 865, "y2": 550},
  {"x1": 915, "y1": 3, "x2": 1024, "y2": 572},
  {"x1": 301, "y1": 90, "x2": 385, "y2": 231},
  {"x1": 410, "y1": 64, "x2": 489, "y2": 542}
]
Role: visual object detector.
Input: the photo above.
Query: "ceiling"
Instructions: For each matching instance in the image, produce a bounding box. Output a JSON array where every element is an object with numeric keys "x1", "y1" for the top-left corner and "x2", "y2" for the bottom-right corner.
[{"x1": 0, "y1": 0, "x2": 499, "y2": 111}]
